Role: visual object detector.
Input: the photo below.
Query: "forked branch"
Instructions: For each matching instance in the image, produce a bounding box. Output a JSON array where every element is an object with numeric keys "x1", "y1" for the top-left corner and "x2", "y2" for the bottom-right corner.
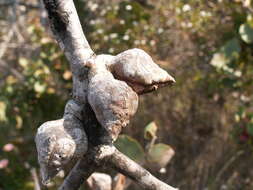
[
  {"x1": 39, "y1": 0, "x2": 177, "y2": 190},
  {"x1": 59, "y1": 145, "x2": 177, "y2": 190}
]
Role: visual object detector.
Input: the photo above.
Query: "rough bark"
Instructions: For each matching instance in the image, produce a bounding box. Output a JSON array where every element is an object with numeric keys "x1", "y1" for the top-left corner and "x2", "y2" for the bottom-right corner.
[
  {"x1": 107, "y1": 147, "x2": 177, "y2": 190},
  {"x1": 40, "y1": 0, "x2": 177, "y2": 190},
  {"x1": 35, "y1": 100, "x2": 88, "y2": 184}
]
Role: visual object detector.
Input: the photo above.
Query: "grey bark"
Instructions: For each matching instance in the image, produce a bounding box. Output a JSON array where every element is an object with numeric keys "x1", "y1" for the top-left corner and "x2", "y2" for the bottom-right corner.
[
  {"x1": 40, "y1": 0, "x2": 177, "y2": 190},
  {"x1": 107, "y1": 147, "x2": 177, "y2": 190}
]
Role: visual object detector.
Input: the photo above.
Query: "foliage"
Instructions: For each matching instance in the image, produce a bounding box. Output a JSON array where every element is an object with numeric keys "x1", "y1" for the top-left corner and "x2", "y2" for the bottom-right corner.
[
  {"x1": 115, "y1": 135, "x2": 145, "y2": 163},
  {"x1": 115, "y1": 122, "x2": 174, "y2": 171}
]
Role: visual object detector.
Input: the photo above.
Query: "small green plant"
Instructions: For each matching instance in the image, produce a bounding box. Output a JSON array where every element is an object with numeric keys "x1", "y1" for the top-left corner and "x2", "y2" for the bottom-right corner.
[{"x1": 114, "y1": 121, "x2": 175, "y2": 173}]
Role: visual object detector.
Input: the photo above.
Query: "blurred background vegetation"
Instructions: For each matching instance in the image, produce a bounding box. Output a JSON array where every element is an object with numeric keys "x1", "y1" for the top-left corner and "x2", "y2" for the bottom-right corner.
[{"x1": 1, "y1": 0, "x2": 253, "y2": 189}]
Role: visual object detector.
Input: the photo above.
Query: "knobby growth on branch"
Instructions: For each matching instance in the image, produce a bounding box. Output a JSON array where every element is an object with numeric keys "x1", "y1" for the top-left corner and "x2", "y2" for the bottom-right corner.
[{"x1": 35, "y1": 0, "x2": 177, "y2": 190}]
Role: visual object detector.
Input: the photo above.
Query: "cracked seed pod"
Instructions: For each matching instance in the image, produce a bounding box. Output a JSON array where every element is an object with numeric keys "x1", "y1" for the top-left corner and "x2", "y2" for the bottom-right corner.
[
  {"x1": 35, "y1": 100, "x2": 88, "y2": 185},
  {"x1": 87, "y1": 57, "x2": 138, "y2": 142},
  {"x1": 108, "y1": 48, "x2": 175, "y2": 94}
]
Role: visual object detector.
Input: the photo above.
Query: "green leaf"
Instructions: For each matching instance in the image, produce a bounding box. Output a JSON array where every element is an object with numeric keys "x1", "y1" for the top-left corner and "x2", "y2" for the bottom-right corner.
[
  {"x1": 144, "y1": 121, "x2": 158, "y2": 140},
  {"x1": 114, "y1": 135, "x2": 145, "y2": 163},
  {"x1": 246, "y1": 123, "x2": 253, "y2": 136},
  {"x1": 221, "y1": 78, "x2": 237, "y2": 88},
  {"x1": 221, "y1": 38, "x2": 241, "y2": 60},
  {"x1": 210, "y1": 38, "x2": 241, "y2": 70},
  {"x1": 0, "y1": 101, "x2": 7, "y2": 122},
  {"x1": 148, "y1": 143, "x2": 175, "y2": 169},
  {"x1": 239, "y1": 23, "x2": 253, "y2": 44}
]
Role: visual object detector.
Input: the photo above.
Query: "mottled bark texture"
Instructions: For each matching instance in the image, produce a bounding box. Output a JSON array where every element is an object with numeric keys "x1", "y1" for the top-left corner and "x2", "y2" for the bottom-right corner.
[
  {"x1": 36, "y1": 0, "x2": 177, "y2": 190},
  {"x1": 35, "y1": 100, "x2": 88, "y2": 185}
]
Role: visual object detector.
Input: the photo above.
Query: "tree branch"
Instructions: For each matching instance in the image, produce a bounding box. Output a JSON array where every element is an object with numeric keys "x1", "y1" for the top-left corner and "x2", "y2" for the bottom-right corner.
[
  {"x1": 60, "y1": 145, "x2": 177, "y2": 190},
  {"x1": 58, "y1": 145, "x2": 103, "y2": 190},
  {"x1": 42, "y1": 0, "x2": 94, "y2": 104},
  {"x1": 42, "y1": 0, "x2": 93, "y2": 68},
  {"x1": 40, "y1": 1, "x2": 177, "y2": 190},
  {"x1": 107, "y1": 147, "x2": 177, "y2": 190}
]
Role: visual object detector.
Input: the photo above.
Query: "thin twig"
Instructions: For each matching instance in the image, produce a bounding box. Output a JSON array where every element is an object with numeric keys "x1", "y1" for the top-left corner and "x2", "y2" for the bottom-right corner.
[
  {"x1": 0, "y1": 29, "x2": 14, "y2": 59},
  {"x1": 214, "y1": 150, "x2": 244, "y2": 183},
  {"x1": 24, "y1": 162, "x2": 42, "y2": 190},
  {"x1": 31, "y1": 168, "x2": 41, "y2": 190},
  {"x1": 0, "y1": 60, "x2": 24, "y2": 81}
]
